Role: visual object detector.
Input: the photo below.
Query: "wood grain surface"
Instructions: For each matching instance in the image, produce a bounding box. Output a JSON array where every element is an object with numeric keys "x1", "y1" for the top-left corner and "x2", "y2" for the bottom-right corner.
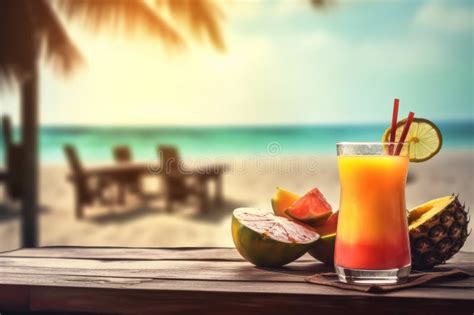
[{"x1": 0, "y1": 247, "x2": 472, "y2": 315}]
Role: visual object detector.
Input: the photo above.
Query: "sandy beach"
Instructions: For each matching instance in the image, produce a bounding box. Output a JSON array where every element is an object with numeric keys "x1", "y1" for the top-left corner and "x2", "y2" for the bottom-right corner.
[{"x1": 0, "y1": 151, "x2": 473, "y2": 253}]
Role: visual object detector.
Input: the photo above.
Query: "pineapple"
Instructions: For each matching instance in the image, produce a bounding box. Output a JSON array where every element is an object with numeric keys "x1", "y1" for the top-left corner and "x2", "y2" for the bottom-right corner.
[{"x1": 408, "y1": 195, "x2": 470, "y2": 270}]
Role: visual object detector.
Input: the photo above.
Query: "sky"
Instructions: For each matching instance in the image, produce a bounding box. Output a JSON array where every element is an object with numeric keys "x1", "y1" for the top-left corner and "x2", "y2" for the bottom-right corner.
[{"x1": 1, "y1": 0, "x2": 473, "y2": 126}]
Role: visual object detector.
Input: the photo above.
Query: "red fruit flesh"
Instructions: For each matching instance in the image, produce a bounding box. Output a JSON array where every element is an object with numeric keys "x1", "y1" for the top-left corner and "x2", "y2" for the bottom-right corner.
[
  {"x1": 285, "y1": 188, "x2": 332, "y2": 226},
  {"x1": 313, "y1": 211, "x2": 338, "y2": 236}
]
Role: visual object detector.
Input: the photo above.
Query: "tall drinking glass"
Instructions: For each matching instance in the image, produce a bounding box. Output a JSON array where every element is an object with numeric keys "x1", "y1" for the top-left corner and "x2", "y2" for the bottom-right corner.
[{"x1": 335, "y1": 142, "x2": 411, "y2": 284}]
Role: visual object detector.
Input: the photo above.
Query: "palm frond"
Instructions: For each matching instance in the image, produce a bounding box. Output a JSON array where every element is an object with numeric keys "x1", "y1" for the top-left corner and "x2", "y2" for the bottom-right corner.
[
  {"x1": 54, "y1": 0, "x2": 184, "y2": 48},
  {"x1": 33, "y1": 0, "x2": 84, "y2": 77},
  {"x1": 155, "y1": 0, "x2": 225, "y2": 51},
  {"x1": 0, "y1": 0, "x2": 35, "y2": 88},
  {"x1": 0, "y1": 0, "x2": 84, "y2": 87}
]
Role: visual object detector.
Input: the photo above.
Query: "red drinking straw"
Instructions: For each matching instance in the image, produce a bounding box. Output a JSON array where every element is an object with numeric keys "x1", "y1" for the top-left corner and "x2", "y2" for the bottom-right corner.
[
  {"x1": 395, "y1": 111, "x2": 415, "y2": 156},
  {"x1": 389, "y1": 98, "x2": 400, "y2": 155}
]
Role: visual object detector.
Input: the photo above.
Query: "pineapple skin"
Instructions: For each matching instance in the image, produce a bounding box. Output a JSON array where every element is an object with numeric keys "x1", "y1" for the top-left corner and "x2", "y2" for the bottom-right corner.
[{"x1": 409, "y1": 196, "x2": 470, "y2": 270}]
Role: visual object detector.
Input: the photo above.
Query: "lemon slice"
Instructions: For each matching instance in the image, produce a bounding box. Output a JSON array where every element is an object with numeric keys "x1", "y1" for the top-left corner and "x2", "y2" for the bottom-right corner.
[{"x1": 382, "y1": 118, "x2": 442, "y2": 162}]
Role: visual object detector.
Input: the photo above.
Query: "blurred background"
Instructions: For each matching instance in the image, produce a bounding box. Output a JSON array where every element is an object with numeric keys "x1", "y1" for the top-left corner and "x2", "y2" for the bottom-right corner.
[{"x1": 0, "y1": 0, "x2": 472, "y2": 252}]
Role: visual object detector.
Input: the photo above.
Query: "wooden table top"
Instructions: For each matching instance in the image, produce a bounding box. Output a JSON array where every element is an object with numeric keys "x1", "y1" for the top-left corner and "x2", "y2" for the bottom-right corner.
[{"x1": 0, "y1": 247, "x2": 472, "y2": 315}]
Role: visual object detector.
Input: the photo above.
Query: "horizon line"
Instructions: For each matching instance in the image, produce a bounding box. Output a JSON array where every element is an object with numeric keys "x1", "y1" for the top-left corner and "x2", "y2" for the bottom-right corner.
[{"x1": 6, "y1": 118, "x2": 473, "y2": 129}]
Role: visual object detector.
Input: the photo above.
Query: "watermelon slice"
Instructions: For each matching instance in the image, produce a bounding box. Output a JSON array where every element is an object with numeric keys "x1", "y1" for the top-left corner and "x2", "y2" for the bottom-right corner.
[
  {"x1": 285, "y1": 188, "x2": 332, "y2": 226},
  {"x1": 313, "y1": 211, "x2": 338, "y2": 236}
]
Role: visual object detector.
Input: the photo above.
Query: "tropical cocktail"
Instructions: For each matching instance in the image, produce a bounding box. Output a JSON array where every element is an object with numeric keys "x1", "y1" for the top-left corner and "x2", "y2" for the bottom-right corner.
[
  {"x1": 335, "y1": 142, "x2": 411, "y2": 284},
  {"x1": 231, "y1": 98, "x2": 464, "y2": 281}
]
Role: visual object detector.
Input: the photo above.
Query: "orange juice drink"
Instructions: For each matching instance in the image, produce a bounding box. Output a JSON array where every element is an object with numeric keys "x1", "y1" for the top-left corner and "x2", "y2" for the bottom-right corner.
[{"x1": 335, "y1": 142, "x2": 411, "y2": 284}]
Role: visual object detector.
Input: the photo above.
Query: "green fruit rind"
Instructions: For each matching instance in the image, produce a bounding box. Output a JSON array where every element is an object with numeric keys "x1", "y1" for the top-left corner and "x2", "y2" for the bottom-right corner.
[
  {"x1": 232, "y1": 211, "x2": 319, "y2": 267},
  {"x1": 308, "y1": 233, "x2": 336, "y2": 265}
]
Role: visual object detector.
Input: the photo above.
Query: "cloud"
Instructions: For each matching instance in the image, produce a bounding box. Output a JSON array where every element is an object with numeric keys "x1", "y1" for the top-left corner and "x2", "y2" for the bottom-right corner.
[
  {"x1": 226, "y1": 0, "x2": 264, "y2": 22},
  {"x1": 299, "y1": 30, "x2": 345, "y2": 53},
  {"x1": 299, "y1": 29, "x2": 446, "y2": 71},
  {"x1": 227, "y1": 0, "x2": 314, "y2": 22},
  {"x1": 272, "y1": 0, "x2": 309, "y2": 17},
  {"x1": 414, "y1": 0, "x2": 474, "y2": 33}
]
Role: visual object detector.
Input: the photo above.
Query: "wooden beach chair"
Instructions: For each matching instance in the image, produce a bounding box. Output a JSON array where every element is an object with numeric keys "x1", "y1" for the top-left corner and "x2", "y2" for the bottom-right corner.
[
  {"x1": 64, "y1": 145, "x2": 111, "y2": 219},
  {"x1": 157, "y1": 145, "x2": 209, "y2": 212},
  {"x1": 112, "y1": 145, "x2": 142, "y2": 199},
  {"x1": 113, "y1": 145, "x2": 133, "y2": 163}
]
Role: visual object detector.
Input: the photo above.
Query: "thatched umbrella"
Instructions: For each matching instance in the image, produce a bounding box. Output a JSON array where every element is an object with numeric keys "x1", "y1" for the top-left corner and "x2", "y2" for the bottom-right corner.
[{"x1": 0, "y1": 0, "x2": 225, "y2": 247}]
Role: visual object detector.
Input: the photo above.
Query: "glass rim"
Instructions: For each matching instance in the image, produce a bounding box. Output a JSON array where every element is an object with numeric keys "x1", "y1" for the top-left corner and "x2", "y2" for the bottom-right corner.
[{"x1": 336, "y1": 141, "x2": 410, "y2": 146}]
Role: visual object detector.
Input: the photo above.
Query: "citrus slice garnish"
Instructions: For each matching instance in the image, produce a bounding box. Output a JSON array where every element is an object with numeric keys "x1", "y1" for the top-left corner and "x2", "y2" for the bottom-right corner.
[{"x1": 382, "y1": 118, "x2": 442, "y2": 162}]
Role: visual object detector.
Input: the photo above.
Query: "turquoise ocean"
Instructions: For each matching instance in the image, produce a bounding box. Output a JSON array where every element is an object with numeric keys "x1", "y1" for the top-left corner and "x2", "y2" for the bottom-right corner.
[{"x1": 0, "y1": 121, "x2": 472, "y2": 164}]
